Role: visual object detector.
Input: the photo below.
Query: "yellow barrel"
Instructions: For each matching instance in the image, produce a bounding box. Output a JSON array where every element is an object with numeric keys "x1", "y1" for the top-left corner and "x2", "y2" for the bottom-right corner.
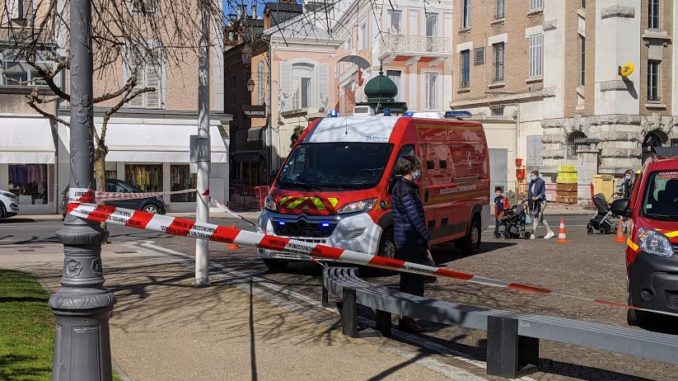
[{"x1": 592, "y1": 175, "x2": 615, "y2": 201}]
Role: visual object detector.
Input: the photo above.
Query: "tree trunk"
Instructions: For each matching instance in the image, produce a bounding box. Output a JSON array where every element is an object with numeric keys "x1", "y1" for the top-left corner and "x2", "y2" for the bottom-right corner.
[{"x1": 94, "y1": 148, "x2": 110, "y2": 243}]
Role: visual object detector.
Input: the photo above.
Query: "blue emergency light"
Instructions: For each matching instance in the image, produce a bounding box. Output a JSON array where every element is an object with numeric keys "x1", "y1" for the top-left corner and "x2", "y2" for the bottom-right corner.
[
  {"x1": 328, "y1": 109, "x2": 338, "y2": 117},
  {"x1": 321, "y1": 222, "x2": 330, "y2": 227},
  {"x1": 403, "y1": 111, "x2": 415, "y2": 117},
  {"x1": 445, "y1": 110, "x2": 472, "y2": 119},
  {"x1": 383, "y1": 108, "x2": 392, "y2": 116}
]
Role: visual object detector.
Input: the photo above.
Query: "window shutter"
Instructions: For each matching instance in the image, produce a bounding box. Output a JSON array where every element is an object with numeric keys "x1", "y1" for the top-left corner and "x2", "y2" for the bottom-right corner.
[
  {"x1": 127, "y1": 66, "x2": 145, "y2": 108},
  {"x1": 280, "y1": 62, "x2": 292, "y2": 111},
  {"x1": 317, "y1": 63, "x2": 329, "y2": 108},
  {"x1": 424, "y1": 74, "x2": 430, "y2": 109},
  {"x1": 7, "y1": 0, "x2": 19, "y2": 20},
  {"x1": 474, "y1": 47, "x2": 485, "y2": 66},
  {"x1": 145, "y1": 65, "x2": 161, "y2": 108}
]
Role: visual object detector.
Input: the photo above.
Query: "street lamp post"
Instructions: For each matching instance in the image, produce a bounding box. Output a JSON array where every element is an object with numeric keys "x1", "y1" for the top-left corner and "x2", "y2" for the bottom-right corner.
[{"x1": 49, "y1": 0, "x2": 116, "y2": 378}]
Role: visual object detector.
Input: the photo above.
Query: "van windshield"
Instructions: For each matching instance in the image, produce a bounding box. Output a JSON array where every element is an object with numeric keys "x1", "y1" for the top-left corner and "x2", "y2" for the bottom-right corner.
[
  {"x1": 277, "y1": 143, "x2": 393, "y2": 190},
  {"x1": 642, "y1": 170, "x2": 678, "y2": 221}
]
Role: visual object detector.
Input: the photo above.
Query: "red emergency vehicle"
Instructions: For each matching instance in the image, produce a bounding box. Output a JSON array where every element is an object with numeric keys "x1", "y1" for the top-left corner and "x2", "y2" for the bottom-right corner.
[
  {"x1": 258, "y1": 113, "x2": 491, "y2": 270},
  {"x1": 611, "y1": 147, "x2": 678, "y2": 325}
]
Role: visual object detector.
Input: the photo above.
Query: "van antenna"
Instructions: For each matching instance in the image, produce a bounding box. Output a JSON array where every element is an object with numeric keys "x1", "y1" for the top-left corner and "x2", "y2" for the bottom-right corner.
[{"x1": 345, "y1": 114, "x2": 348, "y2": 135}]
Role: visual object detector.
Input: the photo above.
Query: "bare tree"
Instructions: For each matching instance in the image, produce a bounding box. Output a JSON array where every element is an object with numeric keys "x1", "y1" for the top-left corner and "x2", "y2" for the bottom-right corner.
[{"x1": 1, "y1": 0, "x2": 224, "y2": 195}]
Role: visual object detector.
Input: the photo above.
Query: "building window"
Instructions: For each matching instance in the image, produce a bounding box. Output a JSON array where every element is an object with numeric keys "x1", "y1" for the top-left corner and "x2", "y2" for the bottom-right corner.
[
  {"x1": 578, "y1": 35, "x2": 585, "y2": 86},
  {"x1": 496, "y1": 0, "x2": 505, "y2": 19},
  {"x1": 256, "y1": 61, "x2": 266, "y2": 105},
  {"x1": 490, "y1": 105, "x2": 504, "y2": 116},
  {"x1": 125, "y1": 164, "x2": 162, "y2": 192},
  {"x1": 0, "y1": 51, "x2": 49, "y2": 86},
  {"x1": 580, "y1": 0, "x2": 585, "y2": 8},
  {"x1": 359, "y1": 23, "x2": 367, "y2": 50},
  {"x1": 426, "y1": 13, "x2": 438, "y2": 51},
  {"x1": 529, "y1": 0, "x2": 543, "y2": 12},
  {"x1": 460, "y1": 50, "x2": 470, "y2": 88},
  {"x1": 461, "y1": 0, "x2": 470, "y2": 29},
  {"x1": 125, "y1": 49, "x2": 163, "y2": 109},
  {"x1": 292, "y1": 63, "x2": 314, "y2": 109},
  {"x1": 8, "y1": 164, "x2": 51, "y2": 205},
  {"x1": 389, "y1": 10, "x2": 401, "y2": 33},
  {"x1": 648, "y1": 60, "x2": 660, "y2": 101},
  {"x1": 648, "y1": 0, "x2": 660, "y2": 29},
  {"x1": 386, "y1": 70, "x2": 403, "y2": 101},
  {"x1": 170, "y1": 165, "x2": 197, "y2": 202},
  {"x1": 6, "y1": 0, "x2": 34, "y2": 23},
  {"x1": 128, "y1": 0, "x2": 158, "y2": 15},
  {"x1": 528, "y1": 33, "x2": 543, "y2": 79},
  {"x1": 566, "y1": 131, "x2": 587, "y2": 160},
  {"x1": 424, "y1": 73, "x2": 439, "y2": 110},
  {"x1": 493, "y1": 42, "x2": 504, "y2": 82}
]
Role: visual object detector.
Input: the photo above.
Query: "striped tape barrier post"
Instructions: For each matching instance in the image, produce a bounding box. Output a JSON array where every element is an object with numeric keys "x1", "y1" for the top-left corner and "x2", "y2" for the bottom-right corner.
[{"x1": 66, "y1": 200, "x2": 678, "y2": 319}]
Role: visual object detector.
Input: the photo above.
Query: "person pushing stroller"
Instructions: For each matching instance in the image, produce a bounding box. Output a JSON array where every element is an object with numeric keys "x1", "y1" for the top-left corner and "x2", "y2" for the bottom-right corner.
[{"x1": 528, "y1": 170, "x2": 555, "y2": 240}]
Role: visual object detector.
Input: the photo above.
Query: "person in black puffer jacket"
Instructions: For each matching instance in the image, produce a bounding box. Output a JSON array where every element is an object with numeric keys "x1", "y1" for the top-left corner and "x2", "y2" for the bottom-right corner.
[{"x1": 391, "y1": 155, "x2": 430, "y2": 333}]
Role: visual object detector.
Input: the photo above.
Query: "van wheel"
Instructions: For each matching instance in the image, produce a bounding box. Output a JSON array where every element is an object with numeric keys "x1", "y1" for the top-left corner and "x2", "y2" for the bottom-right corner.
[
  {"x1": 378, "y1": 227, "x2": 396, "y2": 259},
  {"x1": 263, "y1": 258, "x2": 288, "y2": 271},
  {"x1": 0, "y1": 203, "x2": 5, "y2": 219},
  {"x1": 460, "y1": 216, "x2": 481, "y2": 254}
]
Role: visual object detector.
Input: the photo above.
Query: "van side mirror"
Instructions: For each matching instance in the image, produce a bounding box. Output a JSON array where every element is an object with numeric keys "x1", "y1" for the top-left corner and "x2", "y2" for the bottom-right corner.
[
  {"x1": 610, "y1": 198, "x2": 631, "y2": 217},
  {"x1": 268, "y1": 169, "x2": 279, "y2": 186}
]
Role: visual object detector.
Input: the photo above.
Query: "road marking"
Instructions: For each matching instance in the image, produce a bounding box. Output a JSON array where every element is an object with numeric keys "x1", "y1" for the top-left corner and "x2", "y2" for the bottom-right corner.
[{"x1": 135, "y1": 240, "x2": 536, "y2": 381}]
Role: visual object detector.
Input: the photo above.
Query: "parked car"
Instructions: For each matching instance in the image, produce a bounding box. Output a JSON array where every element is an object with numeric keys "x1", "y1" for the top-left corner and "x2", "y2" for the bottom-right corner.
[
  {"x1": 258, "y1": 111, "x2": 491, "y2": 270},
  {"x1": 611, "y1": 147, "x2": 678, "y2": 326},
  {"x1": 0, "y1": 190, "x2": 19, "y2": 219},
  {"x1": 62, "y1": 178, "x2": 166, "y2": 218}
]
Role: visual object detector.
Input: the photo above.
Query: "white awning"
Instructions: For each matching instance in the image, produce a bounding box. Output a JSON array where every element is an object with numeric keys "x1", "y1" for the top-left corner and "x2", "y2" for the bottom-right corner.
[
  {"x1": 100, "y1": 122, "x2": 228, "y2": 163},
  {"x1": 0, "y1": 117, "x2": 56, "y2": 164}
]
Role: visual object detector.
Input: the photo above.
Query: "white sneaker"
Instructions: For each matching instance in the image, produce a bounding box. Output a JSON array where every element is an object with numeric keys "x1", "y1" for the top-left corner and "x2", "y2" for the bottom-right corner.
[{"x1": 544, "y1": 231, "x2": 555, "y2": 240}]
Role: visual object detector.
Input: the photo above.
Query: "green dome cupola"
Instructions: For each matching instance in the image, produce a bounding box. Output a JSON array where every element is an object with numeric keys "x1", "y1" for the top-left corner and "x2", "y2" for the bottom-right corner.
[{"x1": 356, "y1": 63, "x2": 408, "y2": 114}]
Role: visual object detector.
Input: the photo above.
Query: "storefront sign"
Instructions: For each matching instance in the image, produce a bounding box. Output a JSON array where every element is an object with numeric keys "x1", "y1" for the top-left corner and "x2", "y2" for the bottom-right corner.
[{"x1": 243, "y1": 105, "x2": 266, "y2": 119}]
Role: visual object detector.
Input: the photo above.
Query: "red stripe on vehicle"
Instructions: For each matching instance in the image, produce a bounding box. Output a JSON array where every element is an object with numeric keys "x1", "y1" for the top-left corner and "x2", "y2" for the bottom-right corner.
[
  {"x1": 212, "y1": 226, "x2": 239, "y2": 243},
  {"x1": 126, "y1": 211, "x2": 154, "y2": 230},
  {"x1": 257, "y1": 235, "x2": 291, "y2": 251},
  {"x1": 312, "y1": 245, "x2": 344, "y2": 259},
  {"x1": 507, "y1": 283, "x2": 552, "y2": 294},
  {"x1": 436, "y1": 268, "x2": 474, "y2": 281},
  {"x1": 165, "y1": 218, "x2": 195, "y2": 237},
  {"x1": 87, "y1": 204, "x2": 116, "y2": 223}
]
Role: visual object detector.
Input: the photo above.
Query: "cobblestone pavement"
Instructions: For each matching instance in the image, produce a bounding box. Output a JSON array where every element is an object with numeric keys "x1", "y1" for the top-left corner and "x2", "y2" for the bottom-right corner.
[{"x1": 143, "y1": 216, "x2": 678, "y2": 381}]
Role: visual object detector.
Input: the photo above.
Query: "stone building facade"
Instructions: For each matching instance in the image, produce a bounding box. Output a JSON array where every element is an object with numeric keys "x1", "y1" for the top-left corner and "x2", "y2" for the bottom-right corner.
[{"x1": 450, "y1": 0, "x2": 678, "y2": 202}]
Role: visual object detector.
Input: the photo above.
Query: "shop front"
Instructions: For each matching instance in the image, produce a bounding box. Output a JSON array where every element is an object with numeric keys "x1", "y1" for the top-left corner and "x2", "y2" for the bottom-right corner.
[
  {"x1": 0, "y1": 117, "x2": 58, "y2": 214},
  {"x1": 57, "y1": 118, "x2": 229, "y2": 213}
]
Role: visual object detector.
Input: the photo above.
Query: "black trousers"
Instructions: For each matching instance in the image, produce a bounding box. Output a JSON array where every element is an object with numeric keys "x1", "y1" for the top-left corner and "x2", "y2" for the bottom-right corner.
[{"x1": 396, "y1": 244, "x2": 426, "y2": 297}]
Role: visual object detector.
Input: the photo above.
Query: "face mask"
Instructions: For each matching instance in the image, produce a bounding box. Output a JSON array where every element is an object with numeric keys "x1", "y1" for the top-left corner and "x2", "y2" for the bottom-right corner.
[
  {"x1": 625, "y1": 175, "x2": 631, "y2": 181},
  {"x1": 413, "y1": 169, "x2": 422, "y2": 180},
  {"x1": 530, "y1": 175, "x2": 537, "y2": 182}
]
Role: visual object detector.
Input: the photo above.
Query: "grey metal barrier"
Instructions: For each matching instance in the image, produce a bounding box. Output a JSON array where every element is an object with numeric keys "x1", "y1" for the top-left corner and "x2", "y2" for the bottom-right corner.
[{"x1": 322, "y1": 267, "x2": 678, "y2": 378}]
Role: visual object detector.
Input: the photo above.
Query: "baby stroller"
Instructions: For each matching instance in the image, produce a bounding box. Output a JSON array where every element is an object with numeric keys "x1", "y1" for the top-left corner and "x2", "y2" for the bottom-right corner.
[
  {"x1": 587, "y1": 193, "x2": 618, "y2": 234},
  {"x1": 497, "y1": 199, "x2": 532, "y2": 239}
]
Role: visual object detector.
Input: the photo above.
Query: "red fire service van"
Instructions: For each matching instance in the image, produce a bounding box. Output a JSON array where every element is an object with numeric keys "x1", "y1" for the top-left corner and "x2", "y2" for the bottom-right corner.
[
  {"x1": 258, "y1": 112, "x2": 491, "y2": 270},
  {"x1": 611, "y1": 147, "x2": 678, "y2": 326}
]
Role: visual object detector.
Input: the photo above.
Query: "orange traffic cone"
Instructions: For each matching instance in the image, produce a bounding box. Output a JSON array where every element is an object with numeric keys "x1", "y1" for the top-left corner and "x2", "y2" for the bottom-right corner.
[
  {"x1": 228, "y1": 224, "x2": 240, "y2": 250},
  {"x1": 556, "y1": 217, "x2": 568, "y2": 243},
  {"x1": 615, "y1": 219, "x2": 625, "y2": 243}
]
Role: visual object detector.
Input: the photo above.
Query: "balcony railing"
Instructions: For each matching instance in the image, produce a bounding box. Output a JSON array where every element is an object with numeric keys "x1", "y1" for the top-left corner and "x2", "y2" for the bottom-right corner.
[{"x1": 378, "y1": 34, "x2": 451, "y2": 57}]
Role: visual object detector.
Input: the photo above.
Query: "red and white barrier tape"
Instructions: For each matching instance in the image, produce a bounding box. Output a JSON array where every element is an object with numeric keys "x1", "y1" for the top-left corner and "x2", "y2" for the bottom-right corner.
[{"x1": 66, "y1": 201, "x2": 678, "y2": 319}]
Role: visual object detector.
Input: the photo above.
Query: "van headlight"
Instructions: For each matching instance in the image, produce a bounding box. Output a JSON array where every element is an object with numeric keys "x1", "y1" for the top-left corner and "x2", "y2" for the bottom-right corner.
[
  {"x1": 338, "y1": 198, "x2": 377, "y2": 214},
  {"x1": 638, "y1": 228, "x2": 673, "y2": 257},
  {"x1": 264, "y1": 195, "x2": 277, "y2": 212}
]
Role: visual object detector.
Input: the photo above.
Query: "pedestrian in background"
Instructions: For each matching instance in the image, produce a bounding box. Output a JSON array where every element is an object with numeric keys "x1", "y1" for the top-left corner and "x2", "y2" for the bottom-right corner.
[
  {"x1": 493, "y1": 186, "x2": 509, "y2": 238},
  {"x1": 528, "y1": 170, "x2": 555, "y2": 240},
  {"x1": 391, "y1": 155, "x2": 430, "y2": 333},
  {"x1": 620, "y1": 169, "x2": 635, "y2": 199}
]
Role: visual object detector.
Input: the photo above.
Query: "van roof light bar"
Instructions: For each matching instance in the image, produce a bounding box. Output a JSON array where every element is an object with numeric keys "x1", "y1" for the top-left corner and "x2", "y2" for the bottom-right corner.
[
  {"x1": 652, "y1": 146, "x2": 678, "y2": 158},
  {"x1": 444, "y1": 110, "x2": 472, "y2": 119}
]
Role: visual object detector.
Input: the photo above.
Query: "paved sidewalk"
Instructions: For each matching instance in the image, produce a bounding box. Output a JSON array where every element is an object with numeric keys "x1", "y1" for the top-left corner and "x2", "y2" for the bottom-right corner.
[{"x1": 0, "y1": 243, "x2": 474, "y2": 381}]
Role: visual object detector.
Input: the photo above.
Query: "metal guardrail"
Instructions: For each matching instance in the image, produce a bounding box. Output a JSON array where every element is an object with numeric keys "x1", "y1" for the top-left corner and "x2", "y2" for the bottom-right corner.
[{"x1": 322, "y1": 267, "x2": 678, "y2": 378}]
